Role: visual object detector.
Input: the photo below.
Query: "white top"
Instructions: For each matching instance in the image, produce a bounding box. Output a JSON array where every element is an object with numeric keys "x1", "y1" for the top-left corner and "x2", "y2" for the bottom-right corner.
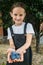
[{"x1": 7, "y1": 22, "x2": 35, "y2": 39}]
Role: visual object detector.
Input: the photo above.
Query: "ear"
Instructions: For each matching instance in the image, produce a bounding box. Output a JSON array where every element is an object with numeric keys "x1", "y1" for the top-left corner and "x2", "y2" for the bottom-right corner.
[
  {"x1": 10, "y1": 12, "x2": 13, "y2": 17},
  {"x1": 24, "y1": 12, "x2": 26, "y2": 18},
  {"x1": 25, "y1": 13, "x2": 26, "y2": 17}
]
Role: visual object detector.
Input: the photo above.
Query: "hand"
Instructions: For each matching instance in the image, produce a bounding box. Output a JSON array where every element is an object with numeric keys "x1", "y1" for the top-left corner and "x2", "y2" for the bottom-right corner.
[
  {"x1": 16, "y1": 47, "x2": 26, "y2": 54},
  {"x1": 13, "y1": 47, "x2": 26, "y2": 62},
  {"x1": 7, "y1": 52, "x2": 13, "y2": 63},
  {"x1": 7, "y1": 48, "x2": 15, "y2": 54},
  {"x1": 13, "y1": 53, "x2": 24, "y2": 62}
]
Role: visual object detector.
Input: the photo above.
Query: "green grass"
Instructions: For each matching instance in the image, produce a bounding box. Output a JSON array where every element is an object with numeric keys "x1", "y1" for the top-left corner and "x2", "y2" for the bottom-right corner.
[{"x1": 1, "y1": 62, "x2": 6, "y2": 65}]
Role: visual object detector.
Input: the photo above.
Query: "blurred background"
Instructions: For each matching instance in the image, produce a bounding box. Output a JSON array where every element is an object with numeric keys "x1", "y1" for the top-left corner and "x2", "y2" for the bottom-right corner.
[{"x1": 0, "y1": 0, "x2": 43, "y2": 65}]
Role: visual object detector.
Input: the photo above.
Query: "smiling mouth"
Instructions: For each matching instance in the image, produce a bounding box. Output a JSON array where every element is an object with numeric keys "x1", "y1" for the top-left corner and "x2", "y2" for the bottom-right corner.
[{"x1": 16, "y1": 20, "x2": 21, "y2": 21}]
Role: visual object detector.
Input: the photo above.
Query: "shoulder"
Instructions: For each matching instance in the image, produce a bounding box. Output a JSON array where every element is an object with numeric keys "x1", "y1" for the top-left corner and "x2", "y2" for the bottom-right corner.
[
  {"x1": 7, "y1": 24, "x2": 14, "y2": 31},
  {"x1": 25, "y1": 22, "x2": 35, "y2": 34},
  {"x1": 27, "y1": 22, "x2": 32, "y2": 26},
  {"x1": 25, "y1": 22, "x2": 33, "y2": 28},
  {"x1": 7, "y1": 27, "x2": 10, "y2": 32},
  {"x1": 26, "y1": 22, "x2": 33, "y2": 30}
]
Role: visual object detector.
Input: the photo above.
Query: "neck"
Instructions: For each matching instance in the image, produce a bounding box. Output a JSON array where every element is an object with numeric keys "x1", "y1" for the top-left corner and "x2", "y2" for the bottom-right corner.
[{"x1": 15, "y1": 22, "x2": 23, "y2": 26}]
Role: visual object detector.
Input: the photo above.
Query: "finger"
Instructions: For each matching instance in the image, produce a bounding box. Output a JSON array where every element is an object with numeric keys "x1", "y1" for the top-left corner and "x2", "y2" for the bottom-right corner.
[
  {"x1": 13, "y1": 59, "x2": 17, "y2": 62},
  {"x1": 7, "y1": 56, "x2": 13, "y2": 63},
  {"x1": 20, "y1": 53, "x2": 24, "y2": 62},
  {"x1": 13, "y1": 60, "x2": 15, "y2": 62},
  {"x1": 13, "y1": 58, "x2": 20, "y2": 62},
  {"x1": 7, "y1": 52, "x2": 13, "y2": 63},
  {"x1": 8, "y1": 59, "x2": 13, "y2": 63}
]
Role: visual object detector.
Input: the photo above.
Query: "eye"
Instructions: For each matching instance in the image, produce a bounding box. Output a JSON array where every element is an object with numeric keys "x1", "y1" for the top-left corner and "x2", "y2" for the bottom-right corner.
[
  {"x1": 20, "y1": 14, "x2": 23, "y2": 16},
  {"x1": 14, "y1": 14, "x2": 17, "y2": 16}
]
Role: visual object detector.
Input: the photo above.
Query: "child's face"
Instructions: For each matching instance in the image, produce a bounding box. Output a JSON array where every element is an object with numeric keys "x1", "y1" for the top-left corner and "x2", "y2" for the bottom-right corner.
[{"x1": 10, "y1": 7, "x2": 26, "y2": 25}]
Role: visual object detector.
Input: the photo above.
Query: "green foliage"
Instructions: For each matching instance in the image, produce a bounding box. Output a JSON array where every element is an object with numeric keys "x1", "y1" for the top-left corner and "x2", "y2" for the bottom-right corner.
[{"x1": 0, "y1": 0, "x2": 43, "y2": 29}]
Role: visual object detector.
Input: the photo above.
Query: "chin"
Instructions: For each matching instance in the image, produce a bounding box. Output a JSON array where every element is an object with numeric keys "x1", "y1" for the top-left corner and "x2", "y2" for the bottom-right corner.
[
  {"x1": 16, "y1": 21, "x2": 22, "y2": 23},
  {"x1": 16, "y1": 22, "x2": 22, "y2": 25}
]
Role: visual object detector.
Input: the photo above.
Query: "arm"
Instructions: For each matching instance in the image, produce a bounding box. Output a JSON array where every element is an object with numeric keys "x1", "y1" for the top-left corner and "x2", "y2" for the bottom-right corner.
[
  {"x1": 16, "y1": 23, "x2": 34, "y2": 53},
  {"x1": 9, "y1": 38, "x2": 15, "y2": 49},
  {"x1": 22, "y1": 23, "x2": 34, "y2": 51},
  {"x1": 7, "y1": 38, "x2": 16, "y2": 63},
  {"x1": 7, "y1": 27, "x2": 15, "y2": 49},
  {"x1": 8, "y1": 38, "x2": 24, "y2": 62},
  {"x1": 16, "y1": 33, "x2": 32, "y2": 53},
  {"x1": 7, "y1": 38, "x2": 16, "y2": 54},
  {"x1": 21, "y1": 33, "x2": 32, "y2": 51}
]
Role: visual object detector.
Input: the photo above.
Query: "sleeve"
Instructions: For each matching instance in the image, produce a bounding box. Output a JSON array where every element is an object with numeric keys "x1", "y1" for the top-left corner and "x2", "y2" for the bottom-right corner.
[
  {"x1": 26, "y1": 23, "x2": 35, "y2": 35},
  {"x1": 7, "y1": 27, "x2": 12, "y2": 40}
]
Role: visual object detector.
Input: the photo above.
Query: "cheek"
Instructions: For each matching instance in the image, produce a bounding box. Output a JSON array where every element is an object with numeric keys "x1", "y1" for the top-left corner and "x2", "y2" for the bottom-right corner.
[
  {"x1": 13, "y1": 16, "x2": 16, "y2": 20},
  {"x1": 22, "y1": 16, "x2": 25, "y2": 20},
  {"x1": 12, "y1": 17, "x2": 15, "y2": 21}
]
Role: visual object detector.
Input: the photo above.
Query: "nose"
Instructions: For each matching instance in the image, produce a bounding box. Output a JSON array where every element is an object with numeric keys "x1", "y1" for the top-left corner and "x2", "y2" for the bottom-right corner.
[{"x1": 17, "y1": 16, "x2": 20, "y2": 20}]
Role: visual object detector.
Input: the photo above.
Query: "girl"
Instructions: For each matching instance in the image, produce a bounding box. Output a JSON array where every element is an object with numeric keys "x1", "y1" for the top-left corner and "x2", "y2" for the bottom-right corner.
[{"x1": 6, "y1": 2, "x2": 34, "y2": 65}]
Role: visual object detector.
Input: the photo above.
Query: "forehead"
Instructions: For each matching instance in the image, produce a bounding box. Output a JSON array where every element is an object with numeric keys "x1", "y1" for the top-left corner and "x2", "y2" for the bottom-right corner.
[{"x1": 12, "y1": 7, "x2": 25, "y2": 14}]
